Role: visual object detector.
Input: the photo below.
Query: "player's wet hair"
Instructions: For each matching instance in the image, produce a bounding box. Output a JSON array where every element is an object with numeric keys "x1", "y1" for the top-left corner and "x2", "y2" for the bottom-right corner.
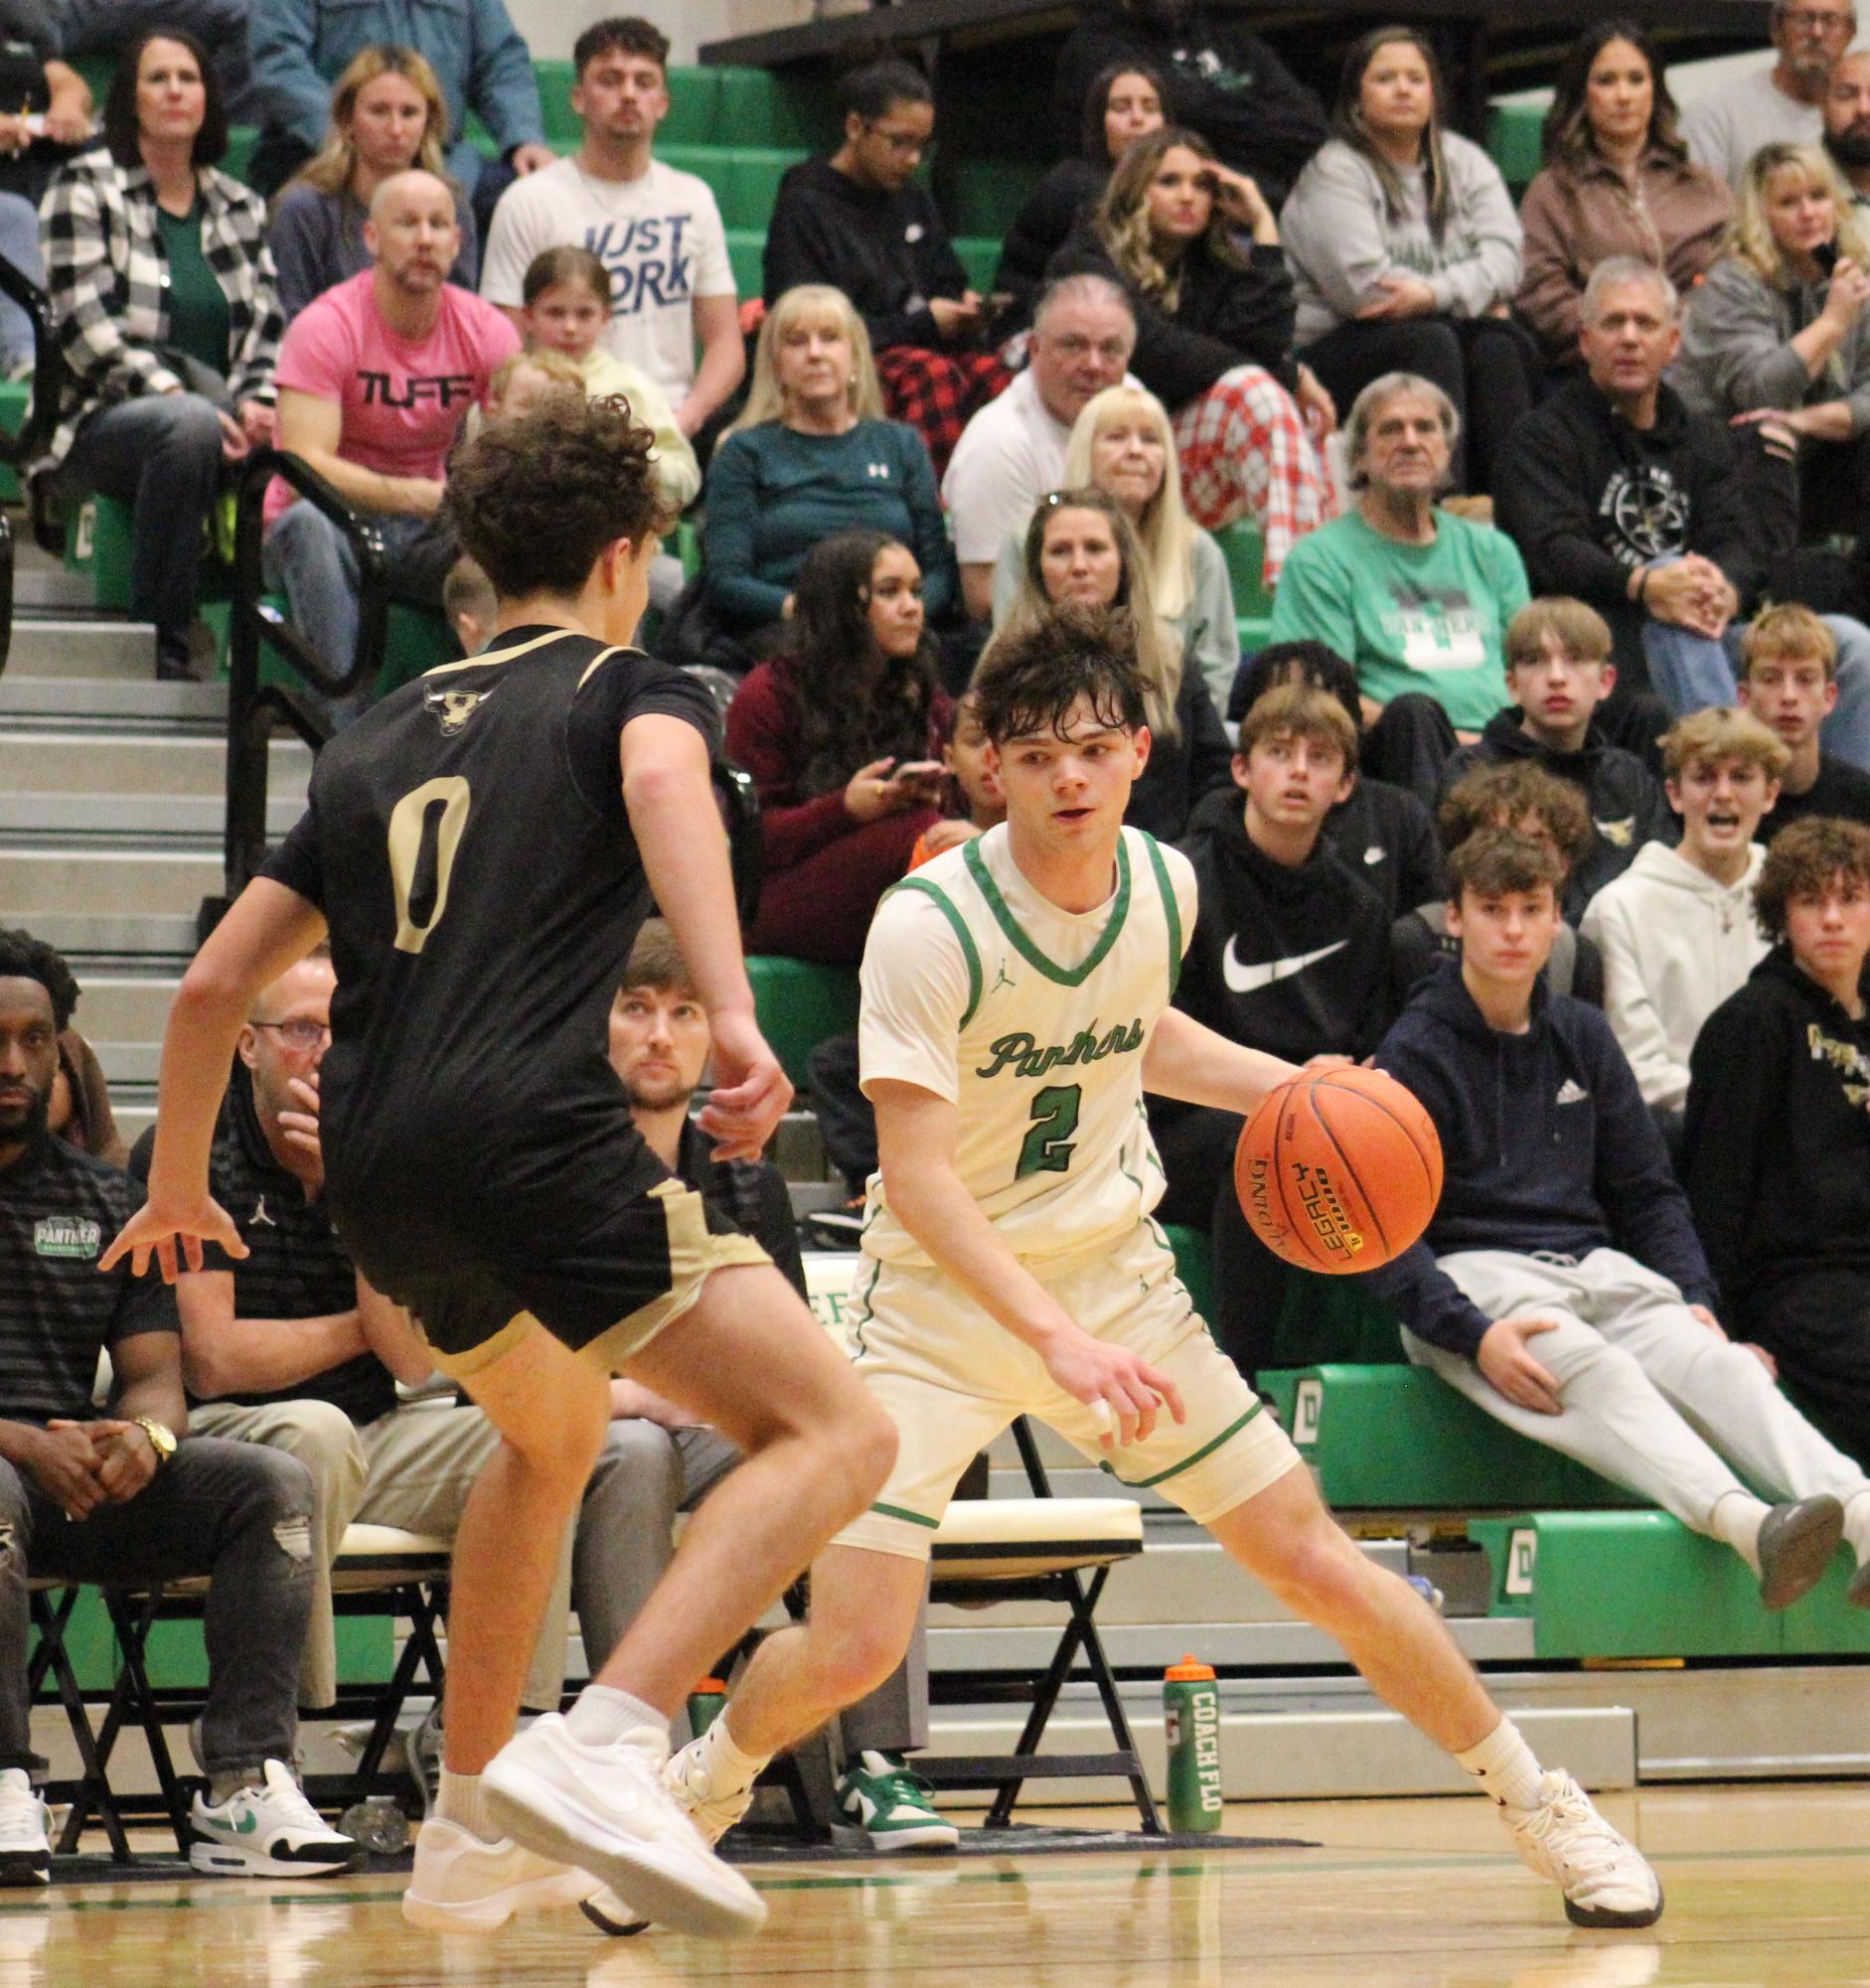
[
  {"x1": 619, "y1": 918, "x2": 699, "y2": 1002},
  {"x1": 0, "y1": 926, "x2": 79, "y2": 1029},
  {"x1": 1229, "y1": 640, "x2": 1362, "y2": 731},
  {"x1": 1445, "y1": 828, "x2": 1563, "y2": 905},
  {"x1": 442, "y1": 394, "x2": 671, "y2": 600},
  {"x1": 1438, "y1": 761, "x2": 1595, "y2": 877},
  {"x1": 1754, "y1": 816, "x2": 1870, "y2": 943},
  {"x1": 969, "y1": 603, "x2": 1149, "y2": 745}
]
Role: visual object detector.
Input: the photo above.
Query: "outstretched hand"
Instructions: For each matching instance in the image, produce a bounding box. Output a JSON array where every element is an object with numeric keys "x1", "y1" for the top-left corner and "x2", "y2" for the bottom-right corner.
[{"x1": 99, "y1": 1194, "x2": 248, "y2": 1284}]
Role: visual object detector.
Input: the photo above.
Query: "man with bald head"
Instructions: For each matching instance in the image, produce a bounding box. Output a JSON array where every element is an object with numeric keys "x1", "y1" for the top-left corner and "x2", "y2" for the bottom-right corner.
[
  {"x1": 265, "y1": 169, "x2": 521, "y2": 717},
  {"x1": 1824, "y1": 49, "x2": 1870, "y2": 205}
]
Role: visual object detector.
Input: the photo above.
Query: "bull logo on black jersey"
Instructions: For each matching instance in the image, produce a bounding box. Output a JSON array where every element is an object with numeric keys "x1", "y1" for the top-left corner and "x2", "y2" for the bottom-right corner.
[{"x1": 423, "y1": 683, "x2": 497, "y2": 735}]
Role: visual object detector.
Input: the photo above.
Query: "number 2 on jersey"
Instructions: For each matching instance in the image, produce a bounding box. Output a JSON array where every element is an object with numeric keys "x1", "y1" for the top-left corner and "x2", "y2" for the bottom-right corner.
[
  {"x1": 1016, "y1": 1083, "x2": 1082, "y2": 1178},
  {"x1": 387, "y1": 777, "x2": 471, "y2": 954}
]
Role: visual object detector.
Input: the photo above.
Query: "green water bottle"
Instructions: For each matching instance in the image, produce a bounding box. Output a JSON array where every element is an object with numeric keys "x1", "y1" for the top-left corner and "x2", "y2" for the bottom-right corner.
[
  {"x1": 1164, "y1": 1655, "x2": 1223, "y2": 1834},
  {"x1": 687, "y1": 1675, "x2": 728, "y2": 1738}
]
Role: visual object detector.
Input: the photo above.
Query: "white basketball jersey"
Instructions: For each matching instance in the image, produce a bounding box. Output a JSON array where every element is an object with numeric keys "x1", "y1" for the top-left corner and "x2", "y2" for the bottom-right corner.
[{"x1": 857, "y1": 823, "x2": 1196, "y2": 1269}]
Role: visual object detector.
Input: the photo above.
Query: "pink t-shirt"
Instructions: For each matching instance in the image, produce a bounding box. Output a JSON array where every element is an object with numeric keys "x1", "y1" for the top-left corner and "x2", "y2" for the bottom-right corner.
[{"x1": 264, "y1": 270, "x2": 520, "y2": 527}]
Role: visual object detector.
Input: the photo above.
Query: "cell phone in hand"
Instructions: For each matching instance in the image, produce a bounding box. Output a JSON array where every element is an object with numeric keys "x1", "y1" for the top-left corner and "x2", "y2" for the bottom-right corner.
[{"x1": 1814, "y1": 239, "x2": 1840, "y2": 278}]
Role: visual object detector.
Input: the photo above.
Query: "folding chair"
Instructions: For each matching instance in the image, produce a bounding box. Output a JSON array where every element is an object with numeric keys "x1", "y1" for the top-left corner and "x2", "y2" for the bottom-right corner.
[{"x1": 324, "y1": 1524, "x2": 452, "y2": 1803}]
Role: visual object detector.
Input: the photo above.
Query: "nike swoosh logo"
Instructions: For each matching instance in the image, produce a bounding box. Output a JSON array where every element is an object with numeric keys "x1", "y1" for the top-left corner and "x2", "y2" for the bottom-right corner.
[{"x1": 1222, "y1": 939, "x2": 1348, "y2": 994}]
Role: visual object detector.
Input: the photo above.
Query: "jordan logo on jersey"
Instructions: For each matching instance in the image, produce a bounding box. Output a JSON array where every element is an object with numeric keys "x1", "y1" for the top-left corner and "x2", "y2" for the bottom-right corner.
[
  {"x1": 975, "y1": 1018, "x2": 1145, "y2": 1080},
  {"x1": 990, "y1": 959, "x2": 1016, "y2": 994},
  {"x1": 423, "y1": 683, "x2": 498, "y2": 735}
]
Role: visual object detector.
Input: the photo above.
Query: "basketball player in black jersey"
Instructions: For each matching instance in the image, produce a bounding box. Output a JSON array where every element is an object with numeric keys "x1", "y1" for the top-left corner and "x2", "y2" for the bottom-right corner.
[{"x1": 102, "y1": 398, "x2": 896, "y2": 1939}]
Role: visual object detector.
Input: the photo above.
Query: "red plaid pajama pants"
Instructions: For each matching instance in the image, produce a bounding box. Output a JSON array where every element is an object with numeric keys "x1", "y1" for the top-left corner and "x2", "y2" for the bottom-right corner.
[
  {"x1": 1173, "y1": 365, "x2": 1337, "y2": 589},
  {"x1": 875, "y1": 346, "x2": 1014, "y2": 483}
]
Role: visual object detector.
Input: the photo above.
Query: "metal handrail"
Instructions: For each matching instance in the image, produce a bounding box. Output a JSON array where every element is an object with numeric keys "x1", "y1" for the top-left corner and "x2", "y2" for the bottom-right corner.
[{"x1": 222, "y1": 446, "x2": 392, "y2": 900}]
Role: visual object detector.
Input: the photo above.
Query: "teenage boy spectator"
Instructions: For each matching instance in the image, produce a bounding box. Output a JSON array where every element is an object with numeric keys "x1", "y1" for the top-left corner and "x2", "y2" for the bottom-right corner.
[
  {"x1": 1496, "y1": 258, "x2": 1870, "y2": 754},
  {"x1": 1582, "y1": 706, "x2": 1785, "y2": 1138},
  {"x1": 1682, "y1": 0, "x2": 1854, "y2": 189},
  {"x1": 1823, "y1": 48, "x2": 1870, "y2": 205},
  {"x1": 1268, "y1": 373, "x2": 1529, "y2": 795},
  {"x1": 1157, "y1": 684, "x2": 1394, "y2": 1377},
  {"x1": 247, "y1": 0, "x2": 551, "y2": 226},
  {"x1": 1371, "y1": 832, "x2": 1870, "y2": 1607},
  {"x1": 762, "y1": 60, "x2": 1010, "y2": 479},
  {"x1": 1227, "y1": 642, "x2": 1443, "y2": 918},
  {"x1": 577, "y1": 923, "x2": 959, "y2": 1858},
  {"x1": 479, "y1": 18, "x2": 741, "y2": 441},
  {"x1": 264, "y1": 170, "x2": 520, "y2": 708},
  {"x1": 1686, "y1": 817, "x2": 1870, "y2": 1477},
  {"x1": 1737, "y1": 603, "x2": 1870, "y2": 838},
  {"x1": 131, "y1": 949, "x2": 572, "y2": 1720},
  {"x1": 1442, "y1": 598, "x2": 1672, "y2": 909},
  {"x1": 0, "y1": 928, "x2": 356, "y2": 1881},
  {"x1": 944, "y1": 274, "x2": 1137, "y2": 623},
  {"x1": 1395, "y1": 765, "x2": 1607, "y2": 1001},
  {"x1": 1051, "y1": 0, "x2": 1327, "y2": 205}
]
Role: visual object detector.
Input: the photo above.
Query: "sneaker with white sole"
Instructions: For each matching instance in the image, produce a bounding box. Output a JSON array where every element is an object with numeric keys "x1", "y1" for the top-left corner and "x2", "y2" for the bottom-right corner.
[
  {"x1": 189, "y1": 1759, "x2": 360, "y2": 1878},
  {"x1": 832, "y1": 1753, "x2": 959, "y2": 1853},
  {"x1": 581, "y1": 1734, "x2": 757, "y2": 1938},
  {"x1": 1498, "y1": 1770, "x2": 1663, "y2": 1928},
  {"x1": 0, "y1": 1769, "x2": 49, "y2": 1886},
  {"x1": 482, "y1": 1715, "x2": 765, "y2": 1940},
  {"x1": 400, "y1": 1816, "x2": 598, "y2": 1932}
]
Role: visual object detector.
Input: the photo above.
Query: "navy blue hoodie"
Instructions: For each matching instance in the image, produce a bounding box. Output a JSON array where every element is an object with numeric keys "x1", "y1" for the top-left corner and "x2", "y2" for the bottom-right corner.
[{"x1": 1370, "y1": 960, "x2": 1716, "y2": 1356}]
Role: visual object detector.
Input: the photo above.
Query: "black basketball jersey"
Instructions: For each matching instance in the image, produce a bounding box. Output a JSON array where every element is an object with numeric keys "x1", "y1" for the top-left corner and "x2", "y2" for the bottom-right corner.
[{"x1": 260, "y1": 625, "x2": 719, "y2": 1226}]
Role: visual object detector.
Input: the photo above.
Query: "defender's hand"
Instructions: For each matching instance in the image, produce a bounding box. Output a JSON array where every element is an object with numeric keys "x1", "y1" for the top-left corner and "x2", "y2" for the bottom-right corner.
[{"x1": 99, "y1": 1195, "x2": 248, "y2": 1284}]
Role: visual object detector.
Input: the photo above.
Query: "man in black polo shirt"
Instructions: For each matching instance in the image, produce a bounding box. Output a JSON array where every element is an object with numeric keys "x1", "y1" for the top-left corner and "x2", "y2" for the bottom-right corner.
[
  {"x1": 575, "y1": 923, "x2": 955, "y2": 1908},
  {"x1": 0, "y1": 928, "x2": 354, "y2": 1881},
  {"x1": 134, "y1": 948, "x2": 574, "y2": 1720}
]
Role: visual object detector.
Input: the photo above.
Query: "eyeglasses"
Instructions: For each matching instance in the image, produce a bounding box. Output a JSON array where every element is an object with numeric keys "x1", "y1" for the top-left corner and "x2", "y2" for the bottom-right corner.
[
  {"x1": 250, "y1": 1019, "x2": 330, "y2": 1051},
  {"x1": 1780, "y1": 8, "x2": 1856, "y2": 32}
]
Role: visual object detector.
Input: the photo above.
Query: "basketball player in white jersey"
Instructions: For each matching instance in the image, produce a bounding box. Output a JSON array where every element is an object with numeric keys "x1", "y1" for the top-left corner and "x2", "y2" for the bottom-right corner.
[{"x1": 656, "y1": 607, "x2": 1663, "y2": 1931}]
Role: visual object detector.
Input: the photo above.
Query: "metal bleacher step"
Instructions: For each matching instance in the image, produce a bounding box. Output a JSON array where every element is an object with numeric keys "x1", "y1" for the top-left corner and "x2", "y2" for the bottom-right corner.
[
  {"x1": 0, "y1": 671, "x2": 226, "y2": 727},
  {"x1": 0, "y1": 790, "x2": 300, "y2": 842},
  {"x1": 7, "y1": 617, "x2": 162, "y2": 678},
  {"x1": 0, "y1": 845, "x2": 223, "y2": 918},
  {"x1": 0, "y1": 730, "x2": 310, "y2": 798}
]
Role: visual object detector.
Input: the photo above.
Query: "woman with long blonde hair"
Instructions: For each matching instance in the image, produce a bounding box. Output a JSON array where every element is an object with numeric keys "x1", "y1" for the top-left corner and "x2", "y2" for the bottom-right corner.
[
  {"x1": 270, "y1": 45, "x2": 476, "y2": 319},
  {"x1": 1676, "y1": 141, "x2": 1870, "y2": 550},
  {"x1": 986, "y1": 485, "x2": 1231, "y2": 839},
  {"x1": 1051, "y1": 123, "x2": 1334, "y2": 590},
  {"x1": 701, "y1": 284, "x2": 955, "y2": 656},
  {"x1": 991, "y1": 383, "x2": 1241, "y2": 706}
]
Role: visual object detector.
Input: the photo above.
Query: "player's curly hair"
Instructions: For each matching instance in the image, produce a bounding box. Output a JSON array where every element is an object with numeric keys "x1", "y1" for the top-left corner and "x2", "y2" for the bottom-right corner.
[
  {"x1": 970, "y1": 602, "x2": 1148, "y2": 745},
  {"x1": 1437, "y1": 762, "x2": 1595, "y2": 878},
  {"x1": 442, "y1": 394, "x2": 672, "y2": 600},
  {"x1": 1444, "y1": 827, "x2": 1562, "y2": 904},
  {"x1": 0, "y1": 927, "x2": 79, "y2": 1029},
  {"x1": 1754, "y1": 816, "x2": 1870, "y2": 944}
]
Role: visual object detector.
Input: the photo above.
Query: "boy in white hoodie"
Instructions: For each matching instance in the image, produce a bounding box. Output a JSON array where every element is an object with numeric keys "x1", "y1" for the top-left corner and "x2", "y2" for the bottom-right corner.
[{"x1": 1581, "y1": 707, "x2": 1790, "y2": 1143}]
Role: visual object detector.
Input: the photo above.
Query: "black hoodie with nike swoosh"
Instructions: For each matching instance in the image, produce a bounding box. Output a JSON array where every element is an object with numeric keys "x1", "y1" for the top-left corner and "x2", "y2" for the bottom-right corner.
[{"x1": 1172, "y1": 785, "x2": 1396, "y2": 1065}]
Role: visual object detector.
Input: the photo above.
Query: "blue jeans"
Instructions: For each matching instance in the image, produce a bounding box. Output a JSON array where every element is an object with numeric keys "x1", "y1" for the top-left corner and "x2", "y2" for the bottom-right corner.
[
  {"x1": 1642, "y1": 602, "x2": 1870, "y2": 772},
  {"x1": 0, "y1": 192, "x2": 42, "y2": 371},
  {"x1": 263, "y1": 501, "x2": 456, "y2": 726},
  {"x1": 52, "y1": 391, "x2": 226, "y2": 667}
]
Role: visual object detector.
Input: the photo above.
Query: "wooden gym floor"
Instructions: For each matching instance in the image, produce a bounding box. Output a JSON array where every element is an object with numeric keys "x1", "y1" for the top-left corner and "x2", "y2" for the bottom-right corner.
[{"x1": 9, "y1": 1782, "x2": 1868, "y2": 1987}]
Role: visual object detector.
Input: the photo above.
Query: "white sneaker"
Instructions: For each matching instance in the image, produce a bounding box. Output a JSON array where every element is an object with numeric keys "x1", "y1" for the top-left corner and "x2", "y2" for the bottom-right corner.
[
  {"x1": 580, "y1": 1733, "x2": 757, "y2": 1938},
  {"x1": 400, "y1": 1816, "x2": 598, "y2": 1932},
  {"x1": 1498, "y1": 1770, "x2": 1663, "y2": 1928},
  {"x1": 0, "y1": 1768, "x2": 49, "y2": 1886},
  {"x1": 482, "y1": 1714, "x2": 765, "y2": 1940},
  {"x1": 189, "y1": 1759, "x2": 360, "y2": 1878}
]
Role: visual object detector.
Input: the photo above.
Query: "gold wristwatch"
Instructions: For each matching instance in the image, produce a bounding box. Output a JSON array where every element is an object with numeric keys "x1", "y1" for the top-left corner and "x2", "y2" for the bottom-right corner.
[{"x1": 132, "y1": 1416, "x2": 177, "y2": 1466}]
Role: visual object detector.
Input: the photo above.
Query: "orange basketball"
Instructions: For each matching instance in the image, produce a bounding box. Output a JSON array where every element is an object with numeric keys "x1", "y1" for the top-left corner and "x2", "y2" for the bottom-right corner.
[{"x1": 1233, "y1": 1067, "x2": 1443, "y2": 1274}]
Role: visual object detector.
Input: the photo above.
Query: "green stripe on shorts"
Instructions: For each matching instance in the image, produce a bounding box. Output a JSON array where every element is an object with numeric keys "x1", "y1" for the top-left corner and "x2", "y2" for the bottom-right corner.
[
  {"x1": 1098, "y1": 1402, "x2": 1262, "y2": 1489},
  {"x1": 869, "y1": 1500, "x2": 941, "y2": 1529}
]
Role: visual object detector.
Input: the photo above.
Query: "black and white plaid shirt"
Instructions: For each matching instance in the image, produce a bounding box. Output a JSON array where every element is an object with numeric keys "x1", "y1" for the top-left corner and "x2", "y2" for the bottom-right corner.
[{"x1": 36, "y1": 144, "x2": 284, "y2": 473}]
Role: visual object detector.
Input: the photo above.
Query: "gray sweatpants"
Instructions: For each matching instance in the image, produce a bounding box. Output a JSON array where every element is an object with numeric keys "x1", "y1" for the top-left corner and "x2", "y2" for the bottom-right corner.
[
  {"x1": 573, "y1": 1417, "x2": 928, "y2": 1756},
  {"x1": 1404, "y1": 1248, "x2": 1870, "y2": 1531}
]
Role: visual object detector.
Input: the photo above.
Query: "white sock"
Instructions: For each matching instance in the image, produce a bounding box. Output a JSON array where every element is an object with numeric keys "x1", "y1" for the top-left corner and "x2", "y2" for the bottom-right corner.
[
  {"x1": 565, "y1": 1685, "x2": 665, "y2": 1750},
  {"x1": 1843, "y1": 1489, "x2": 1870, "y2": 1565},
  {"x1": 437, "y1": 1768, "x2": 497, "y2": 1843},
  {"x1": 692, "y1": 1715, "x2": 769, "y2": 1793},
  {"x1": 1709, "y1": 1489, "x2": 1770, "y2": 1574},
  {"x1": 1456, "y1": 1718, "x2": 1546, "y2": 1811}
]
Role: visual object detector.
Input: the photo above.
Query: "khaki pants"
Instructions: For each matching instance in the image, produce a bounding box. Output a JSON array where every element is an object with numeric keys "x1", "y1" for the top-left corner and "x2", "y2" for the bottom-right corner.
[{"x1": 191, "y1": 1396, "x2": 572, "y2": 1711}]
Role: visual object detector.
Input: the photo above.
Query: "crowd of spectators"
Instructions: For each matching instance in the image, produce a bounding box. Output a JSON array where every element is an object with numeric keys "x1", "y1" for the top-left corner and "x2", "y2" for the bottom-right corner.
[{"x1": 7, "y1": 0, "x2": 1870, "y2": 1873}]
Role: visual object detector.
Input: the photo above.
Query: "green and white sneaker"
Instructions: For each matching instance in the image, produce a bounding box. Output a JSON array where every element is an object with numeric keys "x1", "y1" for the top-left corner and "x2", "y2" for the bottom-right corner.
[
  {"x1": 189, "y1": 1760, "x2": 360, "y2": 1878},
  {"x1": 831, "y1": 1753, "x2": 958, "y2": 1853}
]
